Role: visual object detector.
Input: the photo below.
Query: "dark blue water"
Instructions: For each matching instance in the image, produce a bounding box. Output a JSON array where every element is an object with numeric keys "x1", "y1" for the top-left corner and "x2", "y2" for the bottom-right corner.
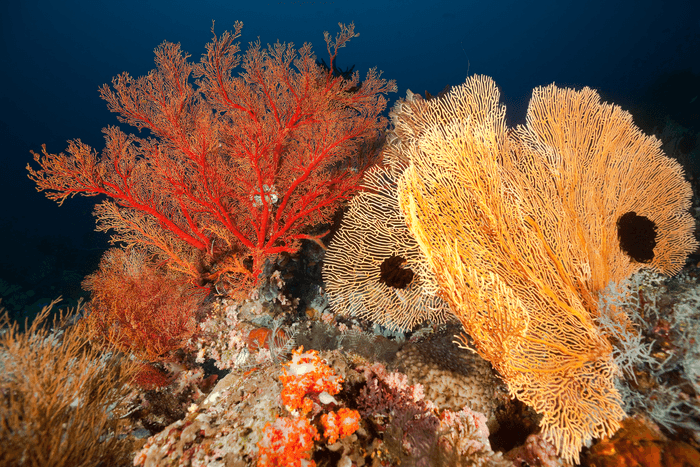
[{"x1": 1, "y1": 0, "x2": 698, "y2": 321}]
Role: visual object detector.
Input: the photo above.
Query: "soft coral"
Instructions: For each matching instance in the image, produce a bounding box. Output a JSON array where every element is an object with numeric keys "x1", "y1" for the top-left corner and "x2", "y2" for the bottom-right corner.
[
  {"x1": 279, "y1": 346, "x2": 343, "y2": 414},
  {"x1": 320, "y1": 407, "x2": 361, "y2": 444},
  {"x1": 257, "y1": 347, "x2": 361, "y2": 467},
  {"x1": 257, "y1": 416, "x2": 319, "y2": 467}
]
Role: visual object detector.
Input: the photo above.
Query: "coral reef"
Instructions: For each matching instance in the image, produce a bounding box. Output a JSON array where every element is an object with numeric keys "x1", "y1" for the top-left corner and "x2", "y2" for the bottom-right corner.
[
  {"x1": 134, "y1": 361, "x2": 285, "y2": 466},
  {"x1": 584, "y1": 415, "x2": 700, "y2": 467},
  {"x1": 356, "y1": 361, "x2": 510, "y2": 467},
  {"x1": 13, "y1": 18, "x2": 700, "y2": 467},
  {"x1": 389, "y1": 324, "x2": 506, "y2": 431},
  {"x1": 597, "y1": 269, "x2": 700, "y2": 441},
  {"x1": 133, "y1": 349, "x2": 366, "y2": 467}
]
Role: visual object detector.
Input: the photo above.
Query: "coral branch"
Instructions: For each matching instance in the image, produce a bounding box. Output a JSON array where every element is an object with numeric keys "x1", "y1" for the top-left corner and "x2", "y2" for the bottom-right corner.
[{"x1": 28, "y1": 22, "x2": 395, "y2": 292}]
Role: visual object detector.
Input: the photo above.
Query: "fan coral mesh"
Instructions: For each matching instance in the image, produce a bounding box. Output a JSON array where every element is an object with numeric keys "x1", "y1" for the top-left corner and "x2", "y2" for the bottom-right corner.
[
  {"x1": 323, "y1": 163, "x2": 451, "y2": 331},
  {"x1": 395, "y1": 74, "x2": 696, "y2": 463}
]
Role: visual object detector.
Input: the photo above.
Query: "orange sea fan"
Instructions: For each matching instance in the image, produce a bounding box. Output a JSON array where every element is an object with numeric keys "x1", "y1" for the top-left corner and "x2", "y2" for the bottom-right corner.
[{"x1": 395, "y1": 74, "x2": 697, "y2": 463}]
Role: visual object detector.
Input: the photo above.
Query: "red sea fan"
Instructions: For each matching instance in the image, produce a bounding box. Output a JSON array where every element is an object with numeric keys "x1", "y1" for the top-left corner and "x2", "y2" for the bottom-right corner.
[
  {"x1": 28, "y1": 22, "x2": 395, "y2": 294},
  {"x1": 81, "y1": 248, "x2": 207, "y2": 362}
]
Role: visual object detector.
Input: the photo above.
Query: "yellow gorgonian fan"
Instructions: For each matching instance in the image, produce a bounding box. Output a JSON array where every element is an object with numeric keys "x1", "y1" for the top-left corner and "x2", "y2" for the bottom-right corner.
[{"x1": 395, "y1": 75, "x2": 697, "y2": 463}]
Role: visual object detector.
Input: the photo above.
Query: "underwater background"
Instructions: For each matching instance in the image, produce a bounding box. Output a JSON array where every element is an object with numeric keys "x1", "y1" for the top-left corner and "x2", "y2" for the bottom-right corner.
[
  {"x1": 2, "y1": 1, "x2": 700, "y2": 466},
  {"x1": 1, "y1": 0, "x2": 699, "y2": 323}
]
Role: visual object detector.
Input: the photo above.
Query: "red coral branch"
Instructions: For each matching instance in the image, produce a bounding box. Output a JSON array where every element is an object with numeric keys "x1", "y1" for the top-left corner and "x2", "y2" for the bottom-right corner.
[{"x1": 28, "y1": 21, "x2": 395, "y2": 292}]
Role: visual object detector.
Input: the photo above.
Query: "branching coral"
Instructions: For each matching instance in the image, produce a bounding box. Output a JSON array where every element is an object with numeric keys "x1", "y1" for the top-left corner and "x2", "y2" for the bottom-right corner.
[
  {"x1": 357, "y1": 362, "x2": 440, "y2": 465},
  {"x1": 597, "y1": 270, "x2": 700, "y2": 434},
  {"x1": 0, "y1": 299, "x2": 140, "y2": 467},
  {"x1": 28, "y1": 22, "x2": 395, "y2": 293},
  {"x1": 356, "y1": 362, "x2": 509, "y2": 466},
  {"x1": 81, "y1": 248, "x2": 207, "y2": 362}
]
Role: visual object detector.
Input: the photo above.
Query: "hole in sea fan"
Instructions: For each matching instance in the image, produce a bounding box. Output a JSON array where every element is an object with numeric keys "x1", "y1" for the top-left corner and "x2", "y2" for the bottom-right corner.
[
  {"x1": 378, "y1": 254, "x2": 414, "y2": 289},
  {"x1": 617, "y1": 211, "x2": 657, "y2": 263}
]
